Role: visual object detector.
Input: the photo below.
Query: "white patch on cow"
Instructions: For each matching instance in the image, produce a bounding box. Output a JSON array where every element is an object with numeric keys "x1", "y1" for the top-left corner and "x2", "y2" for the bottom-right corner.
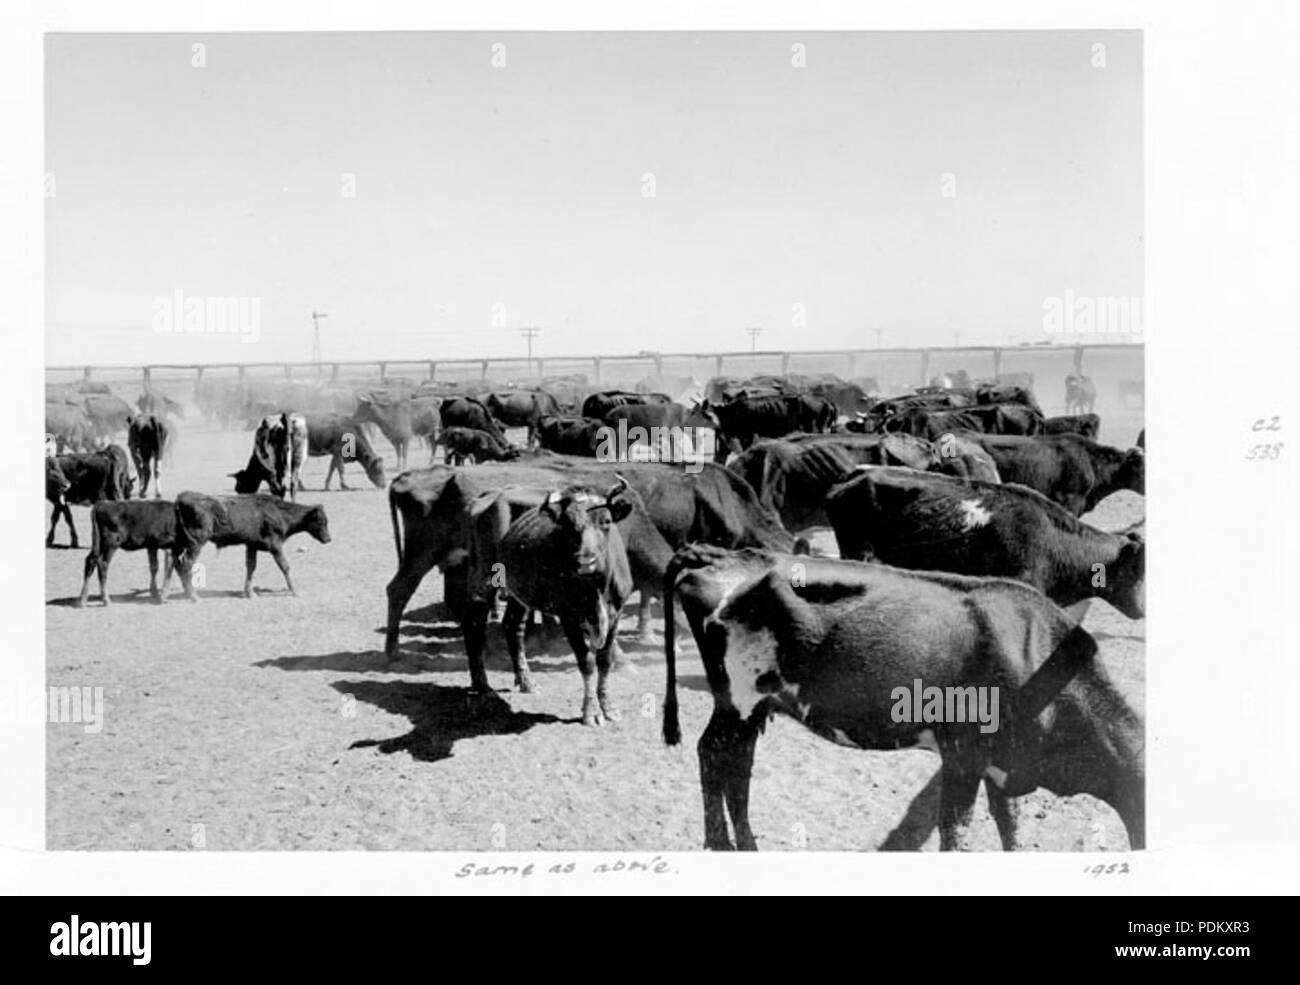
[
  {"x1": 718, "y1": 620, "x2": 782, "y2": 720},
  {"x1": 958, "y1": 499, "x2": 993, "y2": 531}
]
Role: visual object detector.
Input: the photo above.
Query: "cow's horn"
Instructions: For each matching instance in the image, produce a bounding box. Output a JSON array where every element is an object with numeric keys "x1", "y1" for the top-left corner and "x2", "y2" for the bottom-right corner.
[{"x1": 606, "y1": 474, "x2": 629, "y2": 499}]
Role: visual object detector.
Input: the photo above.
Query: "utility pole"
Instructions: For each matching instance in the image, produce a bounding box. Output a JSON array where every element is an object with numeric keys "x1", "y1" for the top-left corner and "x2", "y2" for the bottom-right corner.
[
  {"x1": 746, "y1": 326, "x2": 762, "y2": 354},
  {"x1": 520, "y1": 326, "x2": 541, "y2": 377},
  {"x1": 875, "y1": 327, "x2": 885, "y2": 349},
  {"x1": 311, "y1": 310, "x2": 328, "y2": 373}
]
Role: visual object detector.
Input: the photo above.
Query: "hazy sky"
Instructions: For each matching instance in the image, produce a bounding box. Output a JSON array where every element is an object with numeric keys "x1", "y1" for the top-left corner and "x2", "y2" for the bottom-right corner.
[{"x1": 45, "y1": 31, "x2": 1142, "y2": 366}]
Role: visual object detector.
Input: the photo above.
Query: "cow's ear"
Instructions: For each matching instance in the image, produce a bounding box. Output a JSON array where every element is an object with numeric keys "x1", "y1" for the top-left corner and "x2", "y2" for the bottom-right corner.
[{"x1": 606, "y1": 498, "x2": 634, "y2": 523}]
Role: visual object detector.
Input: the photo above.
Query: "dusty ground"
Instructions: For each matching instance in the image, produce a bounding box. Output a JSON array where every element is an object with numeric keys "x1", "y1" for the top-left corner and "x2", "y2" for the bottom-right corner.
[{"x1": 46, "y1": 421, "x2": 1145, "y2": 852}]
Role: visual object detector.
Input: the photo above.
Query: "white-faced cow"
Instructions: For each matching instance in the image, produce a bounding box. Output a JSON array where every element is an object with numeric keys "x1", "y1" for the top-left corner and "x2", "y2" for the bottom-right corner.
[
  {"x1": 252, "y1": 413, "x2": 308, "y2": 501},
  {"x1": 661, "y1": 545, "x2": 1144, "y2": 852}
]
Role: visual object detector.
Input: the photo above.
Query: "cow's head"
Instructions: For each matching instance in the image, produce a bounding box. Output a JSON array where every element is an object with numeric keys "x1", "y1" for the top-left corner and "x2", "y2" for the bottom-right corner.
[
  {"x1": 1115, "y1": 447, "x2": 1145, "y2": 495},
  {"x1": 303, "y1": 504, "x2": 331, "y2": 544},
  {"x1": 541, "y1": 477, "x2": 634, "y2": 650},
  {"x1": 364, "y1": 457, "x2": 388, "y2": 488},
  {"x1": 1107, "y1": 532, "x2": 1145, "y2": 619}
]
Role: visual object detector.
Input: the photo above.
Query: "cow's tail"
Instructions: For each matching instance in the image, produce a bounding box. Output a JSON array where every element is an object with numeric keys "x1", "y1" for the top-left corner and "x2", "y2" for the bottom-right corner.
[
  {"x1": 390, "y1": 487, "x2": 404, "y2": 566},
  {"x1": 661, "y1": 551, "x2": 694, "y2": 747}
]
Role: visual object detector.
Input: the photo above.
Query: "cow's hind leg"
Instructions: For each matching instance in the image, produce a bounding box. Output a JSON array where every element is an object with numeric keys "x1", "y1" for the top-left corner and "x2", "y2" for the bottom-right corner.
[
  {"x1": 47, "y1": 503, "x2": 59, "y2": 546},
  {"x1": 77, "y1": 548, "x2": 102, "y2": 608},
  {"x1": 697, "y1": 709, "x2": 748, "y2": 850},
  {"x1": 146, "y1": 547, "x2": 162, "y2": 601},
  {"x1": 501, "y1": 597, "x2": 534, "y2": 694},
  {"x1": 60, "y1": 503, "x2": 78, "y2": 549},
  {"x1": 268, "y1": 546, "x2": 296, "y2": 596},
  {"x1": 936, "y1": 739, "x2": 983, "y2": 851},
  {"x1": 384, "y1": 549, "x2": 438, "y2": 661},
  {"x1": 561, "y1": 616, "x2": 602, "y2": 726},
  {"x1": 985, "y1": 778, "x2": 1020, "y2": 851},
  {"x1": 243, "y1": 545, "x2": 260, "y2": 597}
]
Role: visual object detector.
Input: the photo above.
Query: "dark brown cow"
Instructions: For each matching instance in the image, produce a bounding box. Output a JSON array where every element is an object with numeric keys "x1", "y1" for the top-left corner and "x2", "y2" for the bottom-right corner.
[
  {"x1": 172, "y1": 492, "x2": 331, "y2": 599},
  {"x1": 127, "y1": 414, "x2": 170, "y2": 499},
  {"x1": 78, "y1": 499, "x2": 177, "y2": 607},
  {"x1": 46, "y1": 446, "x2": 133, "y2": 548}
]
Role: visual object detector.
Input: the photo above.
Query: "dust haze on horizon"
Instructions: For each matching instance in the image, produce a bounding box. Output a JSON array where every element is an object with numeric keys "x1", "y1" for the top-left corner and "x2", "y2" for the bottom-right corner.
[{"x1": 45, "y1": 31, "x2": 1142, "y2": 368}]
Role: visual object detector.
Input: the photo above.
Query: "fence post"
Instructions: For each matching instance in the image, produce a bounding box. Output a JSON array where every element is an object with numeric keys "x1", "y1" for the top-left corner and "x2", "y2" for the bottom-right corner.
[
  {"x1": 378, "y1": 361, "x2": 387, "y2": 381},
  {"x1": 714, "y1": 354, "x2": 723, "y2": 377},
  {"x1": 846, "y1": 352, "x2": 857, "y2": 378},
  {"x1": 480, "y1": 360, "x2": 489, "y2": 380},
  {"x1": 919, "y1": 350, "x2": 931, "y2": 386},
  {"x1": 83, "y1": 366, "x2": 92, "y2": 382},
  {"x1": 653, "y1": 354, "x2": 663, "y2": 376},
  {"x1": 331, "y1": 363, "x2": 340, "y2": 382},
  {"x1": 992, "y1": 348, "x2": 1003, "y2": 378},
  {"x1": 1073, "y1": 346, "x2": 1085, "y2": 375},
  {"x1": 536, "y1": 359, "x2": 545, "y2": 379},
  {"x1": 781, "y1": 352, "x2": 790, "y2": 374},
  {"x1": 237, "y1": 365, "x2": 246, "y2": 385},
  {"x1": 142, "y1": 366, "x2": 152, "y2": 387},
  {"x1": 593, "y1": 357, "x2": 601, "y2": 385},
  {"x1": 428, "y1": 361, "x2": 437, "y2": 381}
]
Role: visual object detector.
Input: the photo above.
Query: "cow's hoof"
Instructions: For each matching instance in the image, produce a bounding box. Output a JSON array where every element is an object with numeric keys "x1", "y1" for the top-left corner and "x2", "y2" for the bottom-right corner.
[
  {"x1": 581, "y1": 711, "x2": 605, "y2": 727},
  {"x1": 515, "y1": 677, "x2": 536, "y2": 694},
  {"x1": 611, "y1": 660, "x2": 639, "y2": 676},
  {"x1": 73, "y1": 599, "x2": 86, "y2": 610},
  {"x1": 600, "y1": 704, "x2": 622, "y2": 722},
  {"x1": 705, "y1": 840, "x2": 736, "y2": 852}
]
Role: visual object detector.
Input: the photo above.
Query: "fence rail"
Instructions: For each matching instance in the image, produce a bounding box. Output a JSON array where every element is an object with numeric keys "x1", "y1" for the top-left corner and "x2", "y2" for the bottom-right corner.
[{"x1": 47, "y1": 342, "x2": 1143, "y2": 393}]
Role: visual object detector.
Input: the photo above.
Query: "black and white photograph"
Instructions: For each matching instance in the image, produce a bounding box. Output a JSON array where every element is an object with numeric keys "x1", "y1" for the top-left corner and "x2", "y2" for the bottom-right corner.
[
  {"x1": 40, "y1": 29, "x2": 1146, "y2": 855},
  {"x1": 3, "y1": 0, "x2": 1297, "y2": 909}
]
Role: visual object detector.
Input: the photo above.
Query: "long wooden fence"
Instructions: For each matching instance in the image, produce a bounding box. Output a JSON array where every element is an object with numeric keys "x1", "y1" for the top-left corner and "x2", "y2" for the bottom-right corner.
[{"x1": 47, "y1": 342, "x2": 1143, "y2": 404}]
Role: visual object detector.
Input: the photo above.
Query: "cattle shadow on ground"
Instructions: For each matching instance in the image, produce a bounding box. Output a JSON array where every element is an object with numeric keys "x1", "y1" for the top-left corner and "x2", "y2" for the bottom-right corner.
[
  {"x1": 876, "y1": 769, "x2": 942, "y2": 851},
  {"x1": 332, "y1": 680, "x2": 564, "y2": 762},
  {"x1": 46, "y1": 588, "x2": 252, "y2": 607},
  {"x1": 254, "y1": 649, "x2": 430, "y2": 675}
]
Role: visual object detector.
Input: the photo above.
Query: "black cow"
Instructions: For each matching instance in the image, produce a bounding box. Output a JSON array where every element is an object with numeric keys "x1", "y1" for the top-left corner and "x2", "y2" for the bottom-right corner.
[
  {"x1": 825, "y1": 467, "x2": 1144, "y2": 618},
  {"x1": 490, "y1": 480, "x2": 636, "y2": 724},
  {"x1": 46, "y1": 446, "x2": 133, "y2": 548},
  {"x1": 127, "y1": 414, "x2": 169, "y2": 499},
  {"x1": 535, "y1": 415, "x2": 605, "y2": 456},
  {"x1": 1043, "y1": 414, "x2": 1101, "y2": 440},
  {"x1": 486, "y1": 390, "x2": 561, "y2": 448},
  {"x1": 437, "y1": 426, "x2": 520, "y2": 465},
  {"x1": 439, "y1": 396, "x2": 506, "y2": 443},
  {"x1": 661, "y1": 545, "x2": 1144, "y2": 851},
  {"x1": 889, "y1": 403, "x2": 1044, "y2": 439},
  {"x1": 303, "y1": 413, "x2": 387, "y2": 490},
  {"x1": 77, "y1": 499, "x2": 177, "y2": 607},
  {"x1": 581, "y1": 390, "x2": 671, "y2": 421},
  {"x1": 965, "y1": 433, "x2": 1145, "y2": 516},
  {"x1": 172, "y1": 492, "x2": 331, "y2": 600},
  {"x1": 1064, "y1": 375, "x2": 1097, "y2": 415},
  {"x1": 384, "y1": 458, "x2": 803, "y2": 661},
  {"x1": 704, "y1": 393, "x2": 838, "y2": 455}
]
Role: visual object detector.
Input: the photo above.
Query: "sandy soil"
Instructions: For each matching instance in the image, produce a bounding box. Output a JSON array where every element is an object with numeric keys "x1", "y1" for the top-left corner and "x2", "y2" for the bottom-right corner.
[{"x1": 45, "y1": 423, "x2": 1145, "y2": 852}]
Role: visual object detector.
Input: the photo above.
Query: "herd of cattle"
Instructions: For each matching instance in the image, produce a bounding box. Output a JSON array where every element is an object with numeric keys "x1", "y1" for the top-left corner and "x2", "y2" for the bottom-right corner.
[{"x1": 45, "y1": 367, "x2": 1145, "y2": 852}]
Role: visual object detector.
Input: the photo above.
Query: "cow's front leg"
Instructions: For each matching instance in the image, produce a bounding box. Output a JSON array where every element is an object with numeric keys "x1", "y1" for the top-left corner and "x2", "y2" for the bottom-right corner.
[
  {"x1": 147, "y1": 547, "x2": 162, "y2": 600},
  {"x1": 463, "y1": 595, "x2": 496, "y2": 693},
  {"x1": 160, "y1": 550, "x2": 175, "y2": 601},
  {"x1": 268, "y1": 545, "x2": 295, "y2": 596},
  {"x1": 561, "y1": 616, "x2": 602, "y2": 726},
  {"x1": 722, "y1": 715, "x2": 762, "y2": 850},
  {"x1": 324, "y1": 455, "x2": 337, "y2": 491},
  {"x1": 335, "y1": 453, "x2": 350, "y2": 490},
  {"x1": 152, "y1": 464, "x2": 163, "y2": 499},
  {"x1": 501, "y1": 597, "x2": 534, "y2": 694},
  {"x1": 62, "y1": 504, "x2": 79, "y2": 549},
  {"x1": 594, "y1": 608, "x2": 622, "y2": 722},
  {"x1": 47, "y1": 503, "x2": 59, "y2": 546}
]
